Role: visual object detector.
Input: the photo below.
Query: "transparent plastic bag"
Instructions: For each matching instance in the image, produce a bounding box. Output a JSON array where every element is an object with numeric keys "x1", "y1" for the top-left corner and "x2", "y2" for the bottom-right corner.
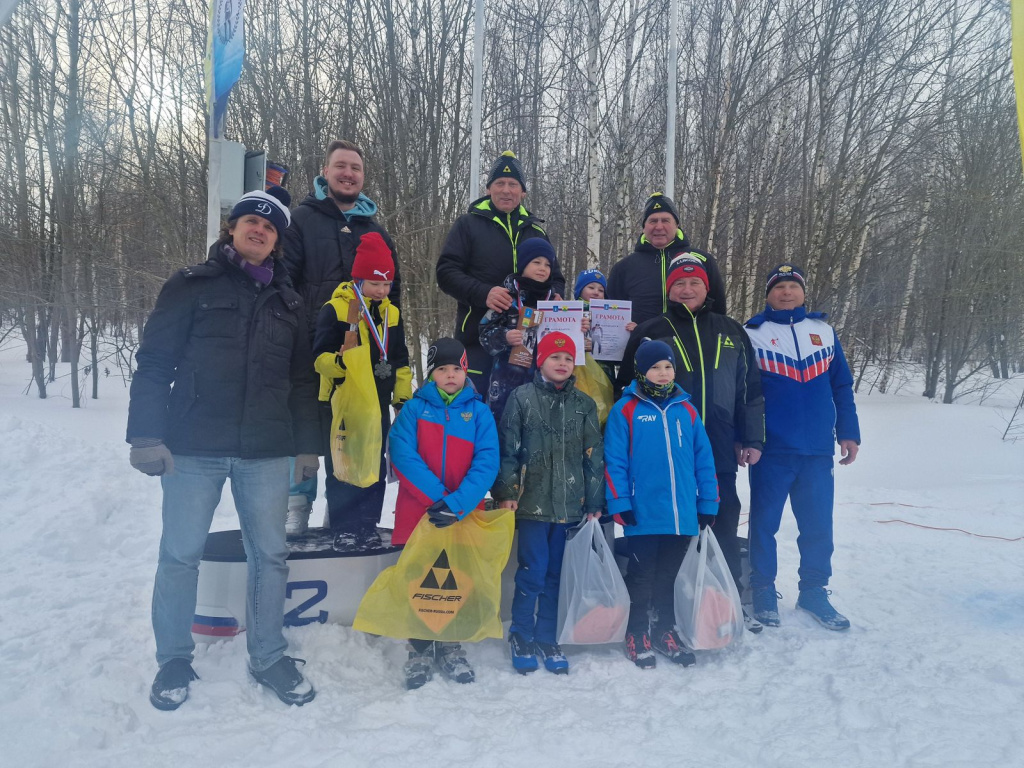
[
  {"x1": 353, "y1": 508, "x2": 514, "y2": 642},
  {"x1": 557, "y1": 518, "x2": 631, "y2": 645},
  {"x1": 674, "y1": 528, "x2": 744, "y2": 650}
]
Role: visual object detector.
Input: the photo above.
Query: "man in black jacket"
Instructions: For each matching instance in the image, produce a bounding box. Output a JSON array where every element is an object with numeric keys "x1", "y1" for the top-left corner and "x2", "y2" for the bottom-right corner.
[
  {"x1": 436, "y1": 151, "x2": 565, "y2": 393},
  {"x1": 282, "y1": 139, "x2": 404, "y2": 535},
  {"x1": 127, "y1": 187, "x2": 321, "y2": 709},
  {"x1": 608, "y1": 193, "x2": 727, "y2": 326},
  {"x1": 616, "y1": 260, "x2": 765, "y2": 630}
]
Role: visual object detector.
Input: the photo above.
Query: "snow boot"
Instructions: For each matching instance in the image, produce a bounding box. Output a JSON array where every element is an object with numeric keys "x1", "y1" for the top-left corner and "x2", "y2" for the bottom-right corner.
[
  {"x1": 435, "y1": 642, "x2": 475, "y2": 684},
  {"x1": 752, "y1": 586, "x2": 781, "y2": 627},
  {"x1": 624, "y1": 631, "x2": 656, "y2": 669},
  {"x1": 508, "y1": 632, "x2": 539, "y2": 674},
  {"x1": 796, "y1": 587, "x2": 851, "y2": 631},
  {"x1": 249, "y1": 656, "x2": 316, "y2": 706},
  {"x1": 743, "y1": 606, "x2": 764, "y2": 634},
  {"x1": 285, "y1": 495, "x2": 313, "y2": 536},
  {"x1": 651, "y1": 628, "x2": 696, "y2": 667},
  {"x1": 150, "y1": 658, "x2": 199, "y2": 711},
  {"x1": 535, "y1": 642, "x2": 569, "y2": 675},
  {"x1": 404, "y1": 643, "x2": 435, "y2": 690}
]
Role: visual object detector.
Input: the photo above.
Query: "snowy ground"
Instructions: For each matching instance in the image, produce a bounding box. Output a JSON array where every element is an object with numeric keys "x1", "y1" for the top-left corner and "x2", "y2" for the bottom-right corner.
[{"x1": 1, "y1": 337, "x2": 1022, "y2": 768}]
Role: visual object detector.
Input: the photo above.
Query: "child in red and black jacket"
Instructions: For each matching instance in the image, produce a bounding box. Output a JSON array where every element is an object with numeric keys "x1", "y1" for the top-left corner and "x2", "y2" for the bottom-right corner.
[{"x1": 386, "y1": 338, "x2": 499, "y2": 689}]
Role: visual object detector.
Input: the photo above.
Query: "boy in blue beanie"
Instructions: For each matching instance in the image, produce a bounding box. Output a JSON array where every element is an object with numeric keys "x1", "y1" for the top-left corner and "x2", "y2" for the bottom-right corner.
[{"x1": 604, "y1": 340, "x2": 719, "y2": 668}]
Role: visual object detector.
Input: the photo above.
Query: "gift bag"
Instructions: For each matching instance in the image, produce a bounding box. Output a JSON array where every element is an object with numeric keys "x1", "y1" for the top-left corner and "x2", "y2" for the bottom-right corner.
[
  {"x1": 353, "y1": 508, "x2": 514, "y2": 642},
  {"x1": 574, "y1": 354, "x2": 614, "y2": 428},
  {"x1": 329, "y1": 344, "x2": 382, "y2": 487},
  {"x1": 674, "y1": 528, "x2": 743, "y2": 650},
  {"x1": 556, "y1": 518, "x2": 630, "y2": 645}
]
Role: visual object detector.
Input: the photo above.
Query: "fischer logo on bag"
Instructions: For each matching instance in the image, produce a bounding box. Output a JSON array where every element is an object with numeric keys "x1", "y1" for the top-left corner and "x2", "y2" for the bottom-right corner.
[{"x1": 409, "y1": 549, "x2": 473, "y2": 632}]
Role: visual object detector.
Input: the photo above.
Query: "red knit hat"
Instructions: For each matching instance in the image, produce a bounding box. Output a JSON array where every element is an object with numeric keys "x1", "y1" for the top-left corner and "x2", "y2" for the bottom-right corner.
[
  {"x1": 351, "y1": 232, "x2": 395, "y2": 281},
  {"x1": 666, "y1": 261, "x2": 709, "y2": 292},
  {"x1": 536, "y1": 331, "x2": 576, "y2": 368}
]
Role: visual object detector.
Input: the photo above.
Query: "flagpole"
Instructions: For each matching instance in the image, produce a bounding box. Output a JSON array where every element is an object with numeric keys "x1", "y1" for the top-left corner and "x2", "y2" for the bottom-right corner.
[
  {"x1": 469, "y1": 0, "x2": 485, "y2": 204},
  {"x1": 206, "y1": 137, "x2": 221, "y2": 251},
  {"x1": 665, "y1": 0, "x2": 678, "y2": 199}
]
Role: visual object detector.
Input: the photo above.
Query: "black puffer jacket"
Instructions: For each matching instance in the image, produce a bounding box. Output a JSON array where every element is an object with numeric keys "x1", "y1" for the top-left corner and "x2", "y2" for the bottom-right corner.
[
  {"x1": 436, "y1": 196, "x2": 564, "y2": 345},
  {"x1": 607, "y1": 232, "x2": 726, "y2": 325},
  {"x1": 282, "y1": 192, "x2": 401, "y2": 341},
  {"x1": 615, "y1": 299, "x2": 764, "y2": 473},
  {"x1": 127, "y1": 247, "x2": 321, "y2": 458}
]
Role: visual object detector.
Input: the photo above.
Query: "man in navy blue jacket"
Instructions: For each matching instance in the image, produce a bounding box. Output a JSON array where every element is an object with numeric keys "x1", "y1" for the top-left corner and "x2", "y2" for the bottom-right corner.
[{"x1": 744, "y1": 264, "x2": 861, "y2": 631}]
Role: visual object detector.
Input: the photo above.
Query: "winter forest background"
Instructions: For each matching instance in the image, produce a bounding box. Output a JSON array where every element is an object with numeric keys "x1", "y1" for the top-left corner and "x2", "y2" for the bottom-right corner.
[{"x1": 2, "y1": 0, "x2": 1022, "y2": 406}]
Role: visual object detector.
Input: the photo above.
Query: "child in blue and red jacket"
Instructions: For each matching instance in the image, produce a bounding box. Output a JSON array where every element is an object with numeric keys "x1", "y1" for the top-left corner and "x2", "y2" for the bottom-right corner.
[
  {"x1": 387, "y1": 338, "x2": 499, "y2": 689},
  {"x1": 604, "y1": 340, "x2": 719, "y2": 669},
  {"x1": 743, "y1": 264, "x2": 860, "y2": 631}
]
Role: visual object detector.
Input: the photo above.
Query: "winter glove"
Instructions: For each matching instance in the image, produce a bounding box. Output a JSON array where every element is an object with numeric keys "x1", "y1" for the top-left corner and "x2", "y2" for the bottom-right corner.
[
  {"x1": 130, "y1": 438, "x2": 174, "y2": 477},
  {"x1": 426, "y1": 499, "x2": 460, "y2": 529},
  {"x1": 613, "y1": 509, "x2": 637, "y2": 527},
  {"x1": 698, "y1": 514, "x2": 716, "y2": 530},
  {"x1": 293, "y1": 454, "x2": 320, "y2": 483}
]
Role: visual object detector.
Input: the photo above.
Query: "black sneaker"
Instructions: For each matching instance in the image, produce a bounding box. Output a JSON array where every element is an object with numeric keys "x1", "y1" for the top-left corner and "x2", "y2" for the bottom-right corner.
[
  {"x1": 250, "y1": 656, "x2": 316, "y2": 706},
  {"x1": 404, "y1": 643, "x2": 435, "y2": 690},
  {"x1": 435, "y1": 642, "x2": 475, "y2": 684},
  {"x1": 651, "y1": 628, "x2": 697, "y2": 666},
  {"x1": 508, "y1": 632, "x2": 539, "y2": 674},
  {"x1": 535, "y1": 642, "x2": 569, "y2": 675},
  {"x1": 150, "y1": 659, "x2": 199, "y2": 711},
  {"x1": 625, "y1": 632, "x2": 656, "y2": 669}
]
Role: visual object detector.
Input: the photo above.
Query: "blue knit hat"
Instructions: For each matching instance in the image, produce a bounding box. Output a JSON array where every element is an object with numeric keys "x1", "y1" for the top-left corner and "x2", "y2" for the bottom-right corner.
[
  {"x1": 573, "y1": 269, "x2": 607, "y2": 299},
  {"x1": 229, "y1": 186, "x2": 291, "y2": 235},
  {"x1": 517, "y1": 238, "x2": 558, "y2": 275},
  {"x1": 765, "y1": 263, "x2": 806, "y2": 296},
  {"x1": 634, "y1": 339, "x2": 675, "y2": 375}
]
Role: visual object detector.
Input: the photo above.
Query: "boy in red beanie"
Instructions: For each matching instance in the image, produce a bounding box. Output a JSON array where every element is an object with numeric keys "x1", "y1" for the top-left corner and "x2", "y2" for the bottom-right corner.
[
  {"x1": 312, "y1": 232, "x2": 412, "y2": 548},
  {"x1": 493, "y1": 331, "x2": 604, "y2": 675}
]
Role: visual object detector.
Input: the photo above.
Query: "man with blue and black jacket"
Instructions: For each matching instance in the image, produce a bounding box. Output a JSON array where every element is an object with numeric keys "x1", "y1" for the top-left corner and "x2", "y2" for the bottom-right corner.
[{"x1": 744, "y1": 264, "x2": 861, "y2": 631}]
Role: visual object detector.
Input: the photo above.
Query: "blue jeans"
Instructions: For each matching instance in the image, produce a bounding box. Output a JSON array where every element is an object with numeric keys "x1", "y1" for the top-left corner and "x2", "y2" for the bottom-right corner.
[
  {"x1": 154, "y1": 455, "x2": 290, "y2": 672},
  {"x1": 510, "y1": 520, "x2": 572, "y2": 644},
  {"x1": 748, "y1": 453, "x2": 835, "y2": 591}
]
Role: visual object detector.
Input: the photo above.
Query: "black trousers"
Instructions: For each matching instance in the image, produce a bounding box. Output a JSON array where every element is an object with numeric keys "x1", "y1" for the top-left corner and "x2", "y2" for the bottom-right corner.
[
  {"x1": 464, "y1": 342, "x2": 494, "y2": 399},
  {"x1": 714, "y1": 471, "x2": 744, "y2": 592},
  {"x1": 624, "y1": 534, "x2": 692, "y2": 634}
]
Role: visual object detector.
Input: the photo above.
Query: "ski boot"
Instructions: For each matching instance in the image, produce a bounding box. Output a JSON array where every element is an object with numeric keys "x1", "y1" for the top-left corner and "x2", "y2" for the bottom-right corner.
[
  {"x1": 403, "y1": 643, "x2": 435, "y2": 690},
  {"x1": 651, "y1": 627, "x2": 696, "y2": 667},
  {"x1": 535, "y1": 642, "x2": 569, "y2": 675},
  {"x1": 435, "y1": 642, "x2": 475, "y2": 684},
  {"x1": 508, "y1": 632, "x2": 539, "y2": 674},
  {"x1": 625, "y1": 631, "x2": 656, "y2": 669}
]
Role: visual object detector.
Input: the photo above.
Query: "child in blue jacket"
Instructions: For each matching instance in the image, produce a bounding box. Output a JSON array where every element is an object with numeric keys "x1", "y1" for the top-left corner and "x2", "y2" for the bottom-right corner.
[
  {"x1": 605, "y1": 340, "x2": 719, "y2": 669},
  {"x1": 744, "y1": 264, "x2": 860, "y2": 631},
  {"x1": 387, "y1": 338, "x2": 500, "y2": 688}
]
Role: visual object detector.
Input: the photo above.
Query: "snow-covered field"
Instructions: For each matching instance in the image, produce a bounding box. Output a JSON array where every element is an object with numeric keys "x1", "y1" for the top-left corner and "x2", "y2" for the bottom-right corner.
[{"x1": 1, "y1": 337, "x2": 1022, "y2": 768}]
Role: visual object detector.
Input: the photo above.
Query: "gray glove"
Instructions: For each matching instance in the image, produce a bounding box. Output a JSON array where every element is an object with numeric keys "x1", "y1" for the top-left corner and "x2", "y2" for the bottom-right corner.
[
  {"x1": 130, "y1": 438, "x2": 174, "y2": 476},
  {"x1": 293, "y1": 453, "x2": 320, "y2": 483}
]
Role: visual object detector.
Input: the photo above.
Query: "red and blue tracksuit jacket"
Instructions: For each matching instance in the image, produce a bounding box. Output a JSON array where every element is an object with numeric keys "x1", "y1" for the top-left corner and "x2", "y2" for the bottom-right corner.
[
  {"x1": 387, "y1": 382, "x2": 499, "y2": 545},
  {"x1": 743, "y1": 306, "x2": 860, "y2": 456},
  {"x1": 604, "y1": 381, "x2": 719, "y2": 537}
]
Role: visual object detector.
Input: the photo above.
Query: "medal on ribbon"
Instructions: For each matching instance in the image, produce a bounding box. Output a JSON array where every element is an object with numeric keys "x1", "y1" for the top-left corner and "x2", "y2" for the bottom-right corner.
[{"x1": 354, "y1": 283, "x2": 392, "y2": 379}]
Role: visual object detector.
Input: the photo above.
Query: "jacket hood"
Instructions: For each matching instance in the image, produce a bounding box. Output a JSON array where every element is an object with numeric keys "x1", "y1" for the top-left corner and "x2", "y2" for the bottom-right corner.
[
  {"x1": 300, "y1": 177, "x2": 378, "y2": 219},
  {"x1": 531, "y1": 371, "x2": 578, "y2": 395},
  {"x1": 634, "y1": 229, "x2": 691, "y2": 254},
  {"x1": 622, "y1": 378, "x2": 691, "y2": 406},
  {"x1": 746, "y1": 304, "x2": 827, "y2": 328},
  {"x1": 413, "y1": 381, "x2": 482, "y2": 407}
]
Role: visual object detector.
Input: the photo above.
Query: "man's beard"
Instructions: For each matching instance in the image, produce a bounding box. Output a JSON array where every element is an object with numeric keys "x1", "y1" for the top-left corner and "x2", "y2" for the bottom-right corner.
[{"x1": 330, "y1": 187, "x2": 359, "y2": 205}]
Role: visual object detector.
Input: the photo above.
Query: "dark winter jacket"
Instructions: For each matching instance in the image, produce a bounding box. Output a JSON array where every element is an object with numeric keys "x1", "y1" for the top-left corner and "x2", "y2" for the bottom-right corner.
[
  {"x1": 282, "y1": 182, "x2": 402, "y2": 341},
  {"x1": 744, "y1": 305, "x2": 860, "y2": 456},
  {"x1": 604, "y1": 381, "x2": 719, "y2": 537},
  {"x1": 478, "y1": 273, "x2": 553, "y2": 420},
  {"x1": 126, "y1": 246, "x2": 320, "y2": 458},
  {"x1": 493, "y1": 375, "x2": 604, "y2": 524},
  {"x1": 388, "y1": 382, "x2": 499, "y2": 545},
  {"x1": 607, "y1": 231, "x2": 726, "y2": 325},
  {"x1": 615, "y1": 299, "x2": 765, "y2": 472},
  {"x1": 436, "y1": 197, "x2": 564, "y2": 346}
]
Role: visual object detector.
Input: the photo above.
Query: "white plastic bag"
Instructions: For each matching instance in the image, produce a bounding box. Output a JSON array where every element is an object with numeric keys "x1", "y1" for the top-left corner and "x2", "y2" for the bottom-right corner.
[
  {"x1": 556, "y1": 518, "x2": 631, "y2": 645},
  {"x1": 674, "y1": 528, "x2": 744, "y2": 650}
]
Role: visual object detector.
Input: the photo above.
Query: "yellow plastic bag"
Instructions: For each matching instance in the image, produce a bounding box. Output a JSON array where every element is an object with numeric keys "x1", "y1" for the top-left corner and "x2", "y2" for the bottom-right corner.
[
  {"x1": 329, "y1": 344, "x2": 382, "y2": 487},
  {"x1": 574, "y1": 353, "x2": 614, "y2": 428},
  {"x1": 353, "y1": 508, "x2": 515, "y2": 642}
]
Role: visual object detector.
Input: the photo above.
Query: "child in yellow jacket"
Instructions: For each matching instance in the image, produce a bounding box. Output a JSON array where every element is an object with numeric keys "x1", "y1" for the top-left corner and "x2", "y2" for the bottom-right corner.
[{"x1": 312, "y1": 232, "x2": 412, "y2": 549}]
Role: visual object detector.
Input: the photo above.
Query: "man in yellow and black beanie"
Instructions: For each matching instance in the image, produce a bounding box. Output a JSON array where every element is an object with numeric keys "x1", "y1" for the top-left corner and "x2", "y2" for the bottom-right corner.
[{"x1": 486, "y1": 150, "x2": 527, "y2": 191}]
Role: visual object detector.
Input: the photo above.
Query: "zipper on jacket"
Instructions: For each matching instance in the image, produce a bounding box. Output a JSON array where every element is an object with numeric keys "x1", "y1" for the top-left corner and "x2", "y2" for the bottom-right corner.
[
  {"x1": 660, "y1": 251, "x2": 668, "y2": 313},
  {"x1": 686, "y1": 306, "x2": 707, "y2": 422},
  {"x1": 677, "y1": 418, "x2": 683, "y2": 448},
  {"x1": 715, "y1": 333, "x2": 723, "y2": 369},
  {"x1": 660, "y1": 405, "x2": 681, "y2": 534},
  {"x1": 789, "y1": 318, "x2": 803, "y2": 381}
]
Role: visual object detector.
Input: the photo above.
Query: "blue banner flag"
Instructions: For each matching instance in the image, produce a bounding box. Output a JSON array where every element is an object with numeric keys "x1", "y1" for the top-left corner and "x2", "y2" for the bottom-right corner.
[{"x1": 204, "y1": 0, "x2": 246, "y2": 138}]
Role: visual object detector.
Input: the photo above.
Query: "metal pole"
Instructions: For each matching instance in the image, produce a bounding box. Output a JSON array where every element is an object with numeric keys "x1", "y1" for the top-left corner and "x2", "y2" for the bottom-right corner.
[
  {"x1": 469, "y1": 0, "x2": 485, "y2": 204},
  {"x1": 665, "y1": 0, "x2": 678, "y2": 199},
  {"x1": 207, "y1": 136, "x2": 221, "y2": 251}
]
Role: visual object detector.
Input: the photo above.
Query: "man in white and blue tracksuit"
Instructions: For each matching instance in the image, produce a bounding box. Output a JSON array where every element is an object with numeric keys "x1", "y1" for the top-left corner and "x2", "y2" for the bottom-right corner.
[{"x1": 744, "y1": 264, "x2": 861, "y2": 630}]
